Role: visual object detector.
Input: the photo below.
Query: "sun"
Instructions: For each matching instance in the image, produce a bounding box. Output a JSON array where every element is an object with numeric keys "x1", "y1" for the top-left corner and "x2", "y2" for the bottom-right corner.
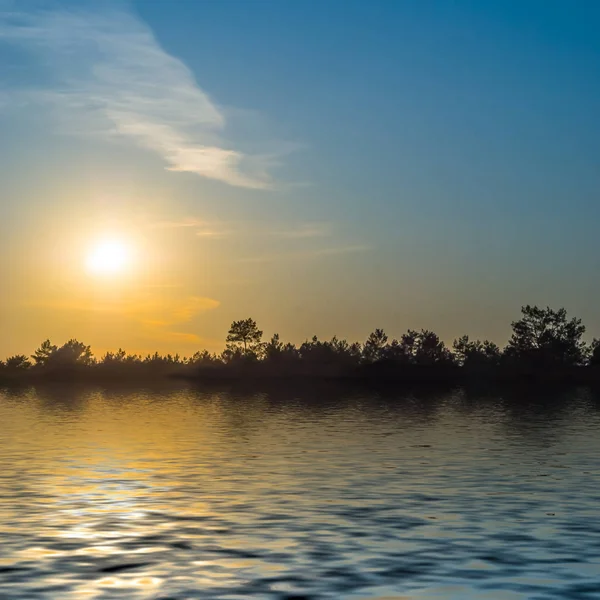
[{"x1": 85, "y1": 240, "x2": 131, "y2": 275}]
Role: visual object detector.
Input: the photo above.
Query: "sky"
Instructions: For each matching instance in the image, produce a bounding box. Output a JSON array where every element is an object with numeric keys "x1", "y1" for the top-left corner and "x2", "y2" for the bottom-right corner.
[{"x1": 1, "y1": 0, "x2": 600, "y2": 357}]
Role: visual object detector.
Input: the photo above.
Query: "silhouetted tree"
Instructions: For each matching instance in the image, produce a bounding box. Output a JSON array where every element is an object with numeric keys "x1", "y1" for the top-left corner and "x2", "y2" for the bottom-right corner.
[
  {"x1": 401, "y1": 329, "x2": 453, "y2": 366},
  {"x1": 53, "y1": 339, "x2": 95, "y2": 366},
  {"x1": 98, "y1": 349, "x2": 145, "y2": 375},
  {"x1": 330, "y1": 336, "x2": 362, "y2": 363},
  {"x1": 6, "y1": 305, "x2": 600, "y2": 384},
  {"x1": 32, "y1": 339, "x2": 94, "y2": 368},
  {"x1": 297, "y1": 335, "x2": 361, "y2": 376},
  {"x1": 221, "y1": 345, "x2": 246, "y2": 364},
  {"x1": 142, "y1": 352, "x2": 184, "y2": 367},
  {"x1": 101, "y1": 348, "x2": 128, "y2": 364},
  {"x1": 589, "y1": 339, "x2": 600, "y2": 367},
  {"x1": 504, "y1": 305, "x2": 586, "y2": 368},
  {"x1": 226, "y1": 318, "x2": 263, "y2": 354},
  {"x1": 264, "y1": 333, "x2": 283, "y2": 358},
  {"x1": 453, "y1": 335, "x2": 501, "y2": 369},
  {"x1": 264, "y1": 334, "x2": 299, "y2": 363},
  {"x1": 381, "y1": 338, "x2": 411, "y2": 363},
  {"x1": 188, "y1": 350, "x2": 220, "y2": 366},
  {"x1": 31, "y1": 339, "x2": 58, "y2": 366},
  {"x1": 363, "y1": 329, "x2": 388, "y2": 363},
  {"x1": 5, "y1": 355, "x2": 31, "y2": 371}
]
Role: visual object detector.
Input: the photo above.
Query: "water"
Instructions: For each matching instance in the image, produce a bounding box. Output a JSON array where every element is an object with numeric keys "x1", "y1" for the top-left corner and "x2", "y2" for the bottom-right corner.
[{"x1": 1, "y1": 384, "x2": 600, "y2": 599}]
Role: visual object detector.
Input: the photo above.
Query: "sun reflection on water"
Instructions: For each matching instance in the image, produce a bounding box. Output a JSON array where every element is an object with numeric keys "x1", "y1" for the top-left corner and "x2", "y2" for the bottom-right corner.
[{"x1": 0, "y1": 387, "x2": 600, "y2": 598}]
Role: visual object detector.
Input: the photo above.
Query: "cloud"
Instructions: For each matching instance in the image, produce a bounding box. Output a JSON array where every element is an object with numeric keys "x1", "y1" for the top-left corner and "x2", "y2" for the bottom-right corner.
[
  {"x1": 0, "y1": 4, "x2": 284, "y2": 188},
  {"x1": 139, "y1": 329, "x2": 203, "y2": 345},
  {"x1": 148, "y1": 217, "x2": 330, "y2": 240},
  {"x1": 110, "y1": 294, "x2": 221, "y2": 347},
  {"x1": 33, "y1": 294, "x2": 218, "y2": 320},
  {"x1": 29, "y1": 294, "x2": 220, "y2": 345},
  {"x1": 195, "y1": 229, "x2": 232, "y2": 239},
  {"x1": 148, "y1": 219, "x2": 206, "y2": 230},
  {"x1": 148, "y1": 217, "x2": 232, "y2": 239},
  {"x1": 271, "y1": 223, "x2": 331, "y2": 239},
  {"x1": 237, "y1": 244, "x2": 370, "y2": 264},
  {"x1": 165, "y1": 296, "x2": 220, "y2": 324}
]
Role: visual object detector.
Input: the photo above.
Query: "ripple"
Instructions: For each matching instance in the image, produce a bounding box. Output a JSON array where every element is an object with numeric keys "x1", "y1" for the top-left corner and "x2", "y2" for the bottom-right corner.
[{"x1": 0, "y1": 386, "x2": 600, "y2": 598}]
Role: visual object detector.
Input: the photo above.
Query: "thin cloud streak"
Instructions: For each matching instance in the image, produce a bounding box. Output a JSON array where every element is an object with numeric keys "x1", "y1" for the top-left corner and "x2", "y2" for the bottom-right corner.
[
  {"x1": 271, "y1": 223, "x2": 331, "y2": 239},
  {"x1": 196, "y1": 229, "x2": 232, "y2": 239},
  {"x1": 27, "y1": 295, "x2": 220, "y2": 322},
  {"x1": 27, "y1": 294, "x2": 220, "y2": 345},
  {"x1": 148, "y1": 219, "x2": 206, "y2": 230},
  {"x1": 0, "y1": 5, "x2": 282, "y2": 188},
  {"x1": 237, "y1": 244, "x2": 370, "y2": 264},
  {"x1": 148, "y1": 217, "x2": 331, "y2": 240},
  {"x1": 148, "y1": 217, "x2": 232, "y2": 238}
]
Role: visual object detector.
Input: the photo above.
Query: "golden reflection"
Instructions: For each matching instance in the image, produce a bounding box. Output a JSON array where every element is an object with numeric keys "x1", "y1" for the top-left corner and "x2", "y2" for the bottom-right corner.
[
  {"x1": 96, "y1": 577, "x2": 119, "y2": 587},
  {"x1": 0, "y1": 385, "x2": 597, "y2": 599},
  {"x1": 18, "y1": 548, "x2": 64, "y2": 560},
  {"x1": 133, "y1": 577, "x2": 161, "y2": 587}
]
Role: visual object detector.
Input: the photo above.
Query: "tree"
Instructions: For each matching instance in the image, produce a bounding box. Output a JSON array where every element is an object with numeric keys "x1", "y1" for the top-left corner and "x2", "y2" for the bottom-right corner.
[
  {"x1": 299, "y1": 335, "x2": 359, "y2": 364},
  {"x1": 32, "y1": 339, "x2": 94, "y2": 368},
  {"x1": 221, "y1": 345, "x2": 246, "y2": 364},
  {"x1": 142, "y1": 352, "x2": 183, "y2": 367},
  {"x1": 589, "y1": 339, "x2": 600, "y2": 367},
  {"x1": 400, "y1": 329, "x2": 453, "y2": 366},
  {"x1": 452, "y1": 335, "x2": 471, "y2": 366},
  {"x1": 296, "y1": 335, "x2": 361, "y2": 376},
  {"x1": 264, "y1": 334, "x2": 299, "y2": 362},
  {"x1": 53, "y1": 339, "x2": 95, "y2": 366},
  {"x1": 5, "y1": 355, "x2": 31, "y2": 371},
  {"x1": 226, "y1": 318, "x2": 263, "y2": 354},
  {"x1": 31, "y1": 339, "x2": 58, "y2": 366},
  {"x1": 453, "y1": 335, "x2": 501, "y2": 369},
  {"x1": 101, "y1": 348, "x2": 128, "y2": 364},
  {"x1": 381, "y1": 338, "x2": 411, "y2": 363},
  {"x1": 189, "y1": 350, "x2": 220, "y2": 366},
  {"x1": 264, "y1": 333, "x2": 283, "y2": 359},
  {"x1": 505, "y1": 305, "x2": 586, "y2": 368},
  {"x1": 362, "y1": 329, "x2": 388, "y2": 363}
]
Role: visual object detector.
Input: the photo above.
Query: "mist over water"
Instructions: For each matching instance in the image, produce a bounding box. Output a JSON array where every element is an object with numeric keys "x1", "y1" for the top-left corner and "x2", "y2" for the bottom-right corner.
[{"x1": 1, "y1": 385, "x2": 599, "y2": 599}]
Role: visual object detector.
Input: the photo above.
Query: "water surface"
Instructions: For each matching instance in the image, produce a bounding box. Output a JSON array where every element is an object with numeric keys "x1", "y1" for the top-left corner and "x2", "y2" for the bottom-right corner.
[{"x1": 1, "y1": 385, "x2": 600, "y2": 599}]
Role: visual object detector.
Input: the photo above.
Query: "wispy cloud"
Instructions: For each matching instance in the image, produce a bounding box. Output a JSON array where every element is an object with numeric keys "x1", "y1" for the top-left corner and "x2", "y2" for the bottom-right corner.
[
  {"x1": 195, "y1": 229, "x2": 232, "y2": 239},
  {"x1": 29, "y1": 294, "x2": 220, "y2": 346},
  {"x1": 141, "y1": 329, "x2": 204, "y2": 345},
  {"x1": 271, "y1": 223, "x2": 331, "y2": 239},
  {"x1": 148, "y1": 217, "x2": 232, "y2": 239},
  {"x1": 148, "y1": 217, "x2": 331, "y2": 241},
  {"x1": 237, "y1": 244, "x2": 370, "y2": 264},
  {"x1": 148, "y1": 219, "x2": 206, "y2": 230},
  {"x1": 161, "y1": 296, "x2": 220, "y2": 324},
  {"x1": 0, "y1": 4, "x2": 285, "y2": 188}
]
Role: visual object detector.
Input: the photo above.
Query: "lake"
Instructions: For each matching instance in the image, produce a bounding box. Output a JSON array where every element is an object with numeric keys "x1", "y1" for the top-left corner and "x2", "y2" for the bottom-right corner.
[{"x1": 1, "y1": 384, "x2": 599, "y2": 599}]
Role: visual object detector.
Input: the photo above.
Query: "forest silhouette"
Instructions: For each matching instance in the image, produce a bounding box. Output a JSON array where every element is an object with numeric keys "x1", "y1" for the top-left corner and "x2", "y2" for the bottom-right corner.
[{"x1": 3, "y1": 305, "x2": 600, "y2": 385}]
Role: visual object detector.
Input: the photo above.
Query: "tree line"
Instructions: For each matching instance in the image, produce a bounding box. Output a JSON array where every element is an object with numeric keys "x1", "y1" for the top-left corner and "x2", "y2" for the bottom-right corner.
[{"x1": 3, "y1": 305, "x2": 600, "y2": 383}]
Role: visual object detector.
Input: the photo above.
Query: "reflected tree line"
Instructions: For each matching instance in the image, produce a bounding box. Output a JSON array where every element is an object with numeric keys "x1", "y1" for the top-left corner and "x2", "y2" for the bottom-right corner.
[{"x1": 3, "y1": 305, "x2": 600, "y2": 383}]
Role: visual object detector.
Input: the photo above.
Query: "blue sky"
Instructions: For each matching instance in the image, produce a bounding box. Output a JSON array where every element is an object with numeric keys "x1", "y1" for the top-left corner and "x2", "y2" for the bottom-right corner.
[{"x1": 1, "y1": 0, "x2": 600, "y2": 355}]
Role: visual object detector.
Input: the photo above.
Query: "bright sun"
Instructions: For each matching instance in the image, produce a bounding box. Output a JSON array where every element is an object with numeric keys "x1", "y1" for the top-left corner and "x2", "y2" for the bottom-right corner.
[{"x1": 85, "y1": 240, "x2": 131, "y2": 275}]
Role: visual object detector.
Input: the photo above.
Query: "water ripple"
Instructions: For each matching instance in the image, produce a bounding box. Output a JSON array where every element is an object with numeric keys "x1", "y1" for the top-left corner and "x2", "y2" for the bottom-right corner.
[{"x1": 0, "y1": 385, "x2": 599, "y2": 598}]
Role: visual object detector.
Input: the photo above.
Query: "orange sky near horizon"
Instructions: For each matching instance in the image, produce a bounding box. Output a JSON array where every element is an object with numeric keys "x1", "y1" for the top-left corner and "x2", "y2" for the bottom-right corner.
[{"x1": 3, "y1": 1, "x2": 600, "y2": 360}]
